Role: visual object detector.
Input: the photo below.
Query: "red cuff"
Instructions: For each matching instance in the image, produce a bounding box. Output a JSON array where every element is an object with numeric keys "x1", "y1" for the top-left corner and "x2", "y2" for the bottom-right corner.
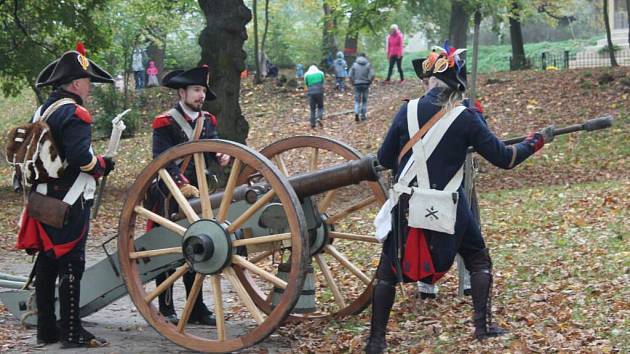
[
  {"x1": 474, "y1": 100, "x2": 484, "y2": 114},
  {"x1": 526, "y1": 132, "x2": 544, "y2": 152}
]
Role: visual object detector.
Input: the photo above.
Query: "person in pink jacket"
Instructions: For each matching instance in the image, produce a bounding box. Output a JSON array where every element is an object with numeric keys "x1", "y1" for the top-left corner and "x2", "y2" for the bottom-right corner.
[
  {"x1": 146, "y1": 60, "x2": 159, "y2": 87},
  {"x1": 385, "y1": 24, "x2": 404, "y2": 83}
]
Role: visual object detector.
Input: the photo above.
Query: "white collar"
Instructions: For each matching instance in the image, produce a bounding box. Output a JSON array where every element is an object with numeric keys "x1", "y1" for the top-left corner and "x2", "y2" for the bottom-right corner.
[{"x1": 179, "y1": 101, "x2": 201, "y2": 121}]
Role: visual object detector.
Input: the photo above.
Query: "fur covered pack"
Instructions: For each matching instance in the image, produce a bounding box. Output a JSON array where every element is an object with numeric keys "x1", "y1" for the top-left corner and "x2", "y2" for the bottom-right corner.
[{"x1": 6, "y1": 120, "x2": 64, "y2": 185}]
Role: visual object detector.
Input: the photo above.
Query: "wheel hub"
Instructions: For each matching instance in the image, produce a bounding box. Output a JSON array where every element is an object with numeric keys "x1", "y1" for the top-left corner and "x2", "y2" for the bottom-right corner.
[{"x1": 182, "y1": 220, "x2": 232, "y2": 275}]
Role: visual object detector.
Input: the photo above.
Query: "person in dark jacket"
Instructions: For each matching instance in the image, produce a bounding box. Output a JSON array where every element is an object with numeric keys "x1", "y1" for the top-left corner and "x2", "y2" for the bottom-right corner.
[
  {"x1": 18, "y1": 42, "x2": 114, "y2": 348},
  {"x1": 149, "y1": 65, "x2": 230, "y2": 326},
  {"x1": 365, "y1": 43, "x2": 554, "y2": 353},
  {"x1": 348, "y1": 53, "x2": 376, "y2": 121}
]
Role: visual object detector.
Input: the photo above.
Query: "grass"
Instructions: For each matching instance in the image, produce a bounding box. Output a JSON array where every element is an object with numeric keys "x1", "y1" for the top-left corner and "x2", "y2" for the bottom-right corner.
[{"x1": 375, "y1": 36, "x2": 601, "y2": 78}]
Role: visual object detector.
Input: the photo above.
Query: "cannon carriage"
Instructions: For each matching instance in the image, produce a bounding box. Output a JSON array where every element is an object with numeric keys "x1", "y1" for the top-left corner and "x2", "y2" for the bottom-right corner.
[
  {"x1": 0, "y1": 115, "x2": 612, "y2": 352},
  {"x1": 2, "y1": 136, "x2": 388, "y2": 353}
]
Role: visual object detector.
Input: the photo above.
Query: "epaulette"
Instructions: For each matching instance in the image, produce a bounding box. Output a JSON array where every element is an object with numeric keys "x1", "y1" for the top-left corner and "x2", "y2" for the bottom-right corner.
[
  {"x1": 152, "y1": 112, "x2": 172, "y2": 129},
  {"x1": 203, "y1": 111, "x2": 217, "y2": 126},
  {"x1": 74, "y1": 104, "x2": 92, "y2": 124}
]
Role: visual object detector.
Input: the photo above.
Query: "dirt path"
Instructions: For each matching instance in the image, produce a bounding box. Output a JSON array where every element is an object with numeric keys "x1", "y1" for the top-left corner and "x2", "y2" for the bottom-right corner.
[{"x1": 0, "y1": 251, "x2": 294, "y2": 353}]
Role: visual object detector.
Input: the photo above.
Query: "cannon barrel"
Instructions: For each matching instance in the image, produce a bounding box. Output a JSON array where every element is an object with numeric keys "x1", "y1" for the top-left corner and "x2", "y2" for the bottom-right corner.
[
  {"x1": 188, "y1": 155, "x2": 381, "y2": 212},
  {"x1": 467, "y1": 116, "x2": 614, "y2": 153}
]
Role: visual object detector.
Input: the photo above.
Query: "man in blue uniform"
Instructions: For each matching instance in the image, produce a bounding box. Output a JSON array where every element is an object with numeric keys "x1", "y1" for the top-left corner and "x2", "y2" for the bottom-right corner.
[
  {"x1": 365, "y1": 44, "x2": 554, "y2": 353},
  {"x1": 17, "y1": 42, "x2": 114, "y2": 348},
  {"x1": 149, "y1": 65, "x2": 230, "y2": 325}
]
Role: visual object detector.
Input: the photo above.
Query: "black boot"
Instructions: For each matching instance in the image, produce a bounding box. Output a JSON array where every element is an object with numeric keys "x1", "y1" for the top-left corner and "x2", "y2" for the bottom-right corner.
[
  {"x1": 184, "y1": 271, "x2": 216, "y2": 326},
  {"x1": 58, "y1": 260, "x2": 108, "y2": 348},
  {"x1": 365, "y1": 280, "x2": 396, "y2": 354},
  {"x1": 465, "y1": 248, "x2": 507, "y2": 340},
  {"x1": 156, "y1": 271, "x2": 179, "y2": 324},
  {"x1": 35, "y1": 255, "x2": 59, "y2": 344}
]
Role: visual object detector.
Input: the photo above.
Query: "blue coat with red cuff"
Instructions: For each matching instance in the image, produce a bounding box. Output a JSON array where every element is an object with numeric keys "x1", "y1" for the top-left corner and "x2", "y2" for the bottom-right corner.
[
  {"x1": 378, "y1": 87, "x2": 543, "y2": 282},
  {"x1": 17, "y1": 89, "x2": 98, "y2": 259},
  {"x1": 151, "y1": 103, "x2": 219, "y2": 186}
]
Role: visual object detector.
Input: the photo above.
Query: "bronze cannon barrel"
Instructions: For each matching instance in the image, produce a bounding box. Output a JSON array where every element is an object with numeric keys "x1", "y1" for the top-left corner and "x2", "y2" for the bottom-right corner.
[{"x1": 187, "y1": 155, "x2": 381, "y2": 213}]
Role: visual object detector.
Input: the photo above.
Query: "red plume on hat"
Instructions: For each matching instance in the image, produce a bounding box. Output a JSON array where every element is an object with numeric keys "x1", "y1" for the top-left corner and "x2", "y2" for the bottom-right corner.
[{"x1": 76, "y1": 41, "x2": 87, "y2": 56}]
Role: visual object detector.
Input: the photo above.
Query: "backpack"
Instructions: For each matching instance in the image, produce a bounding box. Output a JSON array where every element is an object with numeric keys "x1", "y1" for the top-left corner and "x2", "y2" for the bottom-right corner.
[{"x1": 5, "y1": 98, "x2": 74, "y2": 186}]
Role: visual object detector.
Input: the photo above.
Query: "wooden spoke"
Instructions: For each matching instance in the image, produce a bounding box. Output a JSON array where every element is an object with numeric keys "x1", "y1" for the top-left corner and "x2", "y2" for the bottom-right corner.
[
  {"x1": 325, "y1": 196, "x2": 377, "y2": 225},
  {"x1": 227, "y1": 190, "x2": 276, "y2": 233},
  {"x1": 272, "y1": 154, "x2": 289, "y2": 176},
  {"x1": 209, "y1": 275, "x2": 226, "y2": 340},
  {"x1": 328, "y1": 231, "x2": 379, "y2": 244},
  {"x1": 177, "y1": 273, "x2": 205, "y2": 333},
  {"x1": 309, "y1": 147, "x2": 319, "y2": 171},
  {"x1": 217, "y1": 159, "x2": 241, "y2": 223},
  {"x1": 158, "y1": 169, "x2": 200, "y2": 223},
  {"x1": 324, "y1": 245, "x2": 371, "y2": 285},
  {"x1": 193, "y1": 152, "x2": 214, "y2": 219},
  {"x1": 129, "y1": 247, "x2": 182, "y2": 259},
  {"x1": 248, "y1": 250, "x2": 274, "y2": 264},
  {"x1": 224, "y1": 267, "x2": 265, "y2": 324},
  {"x1": 315, "y1": 254, "x2": 346, "y2": 309},
  {"x1": 232, "y1": 255, "x2": 287, "y2": 289},
  {"x1": 318, "y1": 190, "x2": 337, "y2": 212},
  {"x1": 134, "y1": 206, "x2": 186, "y2": 236},
  {"x1": 144, "y1": 264, "x2": 190, "y2": 303},
  {"x1": 232, "y1": 233, "x2": 290, "y2": 247}
]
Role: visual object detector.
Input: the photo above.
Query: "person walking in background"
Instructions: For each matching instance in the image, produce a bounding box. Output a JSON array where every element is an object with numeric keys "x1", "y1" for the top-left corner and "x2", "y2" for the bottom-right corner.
[
  {"x1": 132, "y1": 47, "x2": 145, "y2": 90},
  {"x1": 295, "y1": 63, "x2": 305, "y2": 89},
  {"x1": 304, "y1": 64, "x2": 325, "y2": 128},
  {"x1": 348, "y1": 53, "x2": 375, "y2": 122},
  {"x1": 385, "y1": 24, "x2": 404, "y2": 83},
  {"x1": 146, "y1": 60, "x2": 159, "y2": 87},
  {"x1": 295, "y1": 63, "x2": 305, "y2": 80},
  {"x1": 332, "y1": 51, "x2": 348, "y2": 92}
]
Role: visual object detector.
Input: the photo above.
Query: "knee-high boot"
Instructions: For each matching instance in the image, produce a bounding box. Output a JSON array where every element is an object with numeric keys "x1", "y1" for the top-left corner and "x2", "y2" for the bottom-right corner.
[
  {"x1": 59, "y1": 259, "x2": 107, "y2": 348},
  {"x1": 365, "y1": 280, "x2": 396, "y2": 354},
  {"x1": 35, "y1": 255, "x2": 59, "y2": 344},
  {"x1": 467, "y1": 249, "x2": 507, "y2": 340},
  {"x1": 156, "y1": 271, "x2": 176, "y2": 315},
  {"x1": 184, "y1": 271, "x2": 216, "y2": 326}
]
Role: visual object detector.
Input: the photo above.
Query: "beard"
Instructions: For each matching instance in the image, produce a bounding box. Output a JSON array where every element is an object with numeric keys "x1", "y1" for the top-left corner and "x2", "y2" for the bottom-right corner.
[{"x1": 183, "y1": 99, "x2": 203, "y2": 112}]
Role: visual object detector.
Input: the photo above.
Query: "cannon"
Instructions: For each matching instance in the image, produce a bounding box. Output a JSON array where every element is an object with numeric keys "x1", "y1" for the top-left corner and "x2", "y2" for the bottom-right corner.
[{"x1": 0, "y1": 116, "x2": 613, "y2": 353}]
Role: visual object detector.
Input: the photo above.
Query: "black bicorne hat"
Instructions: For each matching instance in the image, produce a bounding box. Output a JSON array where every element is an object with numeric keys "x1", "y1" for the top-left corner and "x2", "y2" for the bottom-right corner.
[
  {"x1": 36, "y1": 42, "x2": 114, "y2": 88},
  {"x1": 412, "y1": 42, "x2": 467, "y2": 92},
  {"x1": 162, "y1": 65, "x2": 217, "y2": 101}
]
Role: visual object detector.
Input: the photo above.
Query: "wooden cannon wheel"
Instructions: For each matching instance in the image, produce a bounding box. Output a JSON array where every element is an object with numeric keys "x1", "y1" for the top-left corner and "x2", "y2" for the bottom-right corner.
[
  {"x1": 117, "y1": 140, "x2": 309, "y2": 353},
  {"x1": 236, "y1": 136, "x2": 387, "y2": 320}
]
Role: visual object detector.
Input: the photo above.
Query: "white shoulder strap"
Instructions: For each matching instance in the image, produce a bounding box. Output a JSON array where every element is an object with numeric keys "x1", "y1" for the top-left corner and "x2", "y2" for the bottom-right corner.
[
  {"x1": 33, "y1": 98, "x2": 76, "y2": 123},
  {"x1": 168, "y1": 108, "x2": 194, "y2": 141},
  {"x1": 397, "y1": 101, "x2": 467, "y2": 191}
]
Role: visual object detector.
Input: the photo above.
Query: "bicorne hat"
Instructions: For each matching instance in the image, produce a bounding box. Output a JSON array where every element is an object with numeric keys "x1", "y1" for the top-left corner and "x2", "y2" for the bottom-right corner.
[
  {"x1": 36, "y1": 42, "x2": 114, "y2": 88},
  {"x1": 412, "y1": 41, "x2": 467, "y2": 92},
  {"x1": 162, "y1": 65, "x2": 217, "y2": 101}
]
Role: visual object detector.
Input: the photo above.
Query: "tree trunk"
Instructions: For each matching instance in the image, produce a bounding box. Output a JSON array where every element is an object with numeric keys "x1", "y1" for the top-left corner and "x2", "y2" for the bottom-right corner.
[
  {"x1": 509, "y1": 2, "x2": 527, "y2": 70},
  {"x1": 261, "y1": 0, "x2": 270, "y2": 61},
  {"x1": 253, "y1": 0, "x2": 261, "y2": 84},
  {"x1": 603, "y1": 0, "x2": 619, "y2": 67},
  {"x1": 469, "y1": 10, "x2": 482, "y2": 102},
  {"x1": 344, "y1": 11, "x2": 359, "y2": 65},
  {"x1": 146, "y1": 41, "x2": 165, "y2": 79},
  {"x1": 449, "y1": 0, "x2": 470, "y2": 51},
  {"x1": 322, "y1": 1, "x2": 338, "y2": 68},
  {"x1": 198, "y1": 0, "x2": 252, "y2": 144},
  {"x1": 626, "y1": 0, "x2": 630, "y2": 47}
]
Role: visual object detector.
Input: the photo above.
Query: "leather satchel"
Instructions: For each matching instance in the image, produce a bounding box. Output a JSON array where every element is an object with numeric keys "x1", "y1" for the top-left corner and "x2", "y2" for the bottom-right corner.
[{"x1": 27, "y1": 192, "x2": 70, "y2": 229}]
